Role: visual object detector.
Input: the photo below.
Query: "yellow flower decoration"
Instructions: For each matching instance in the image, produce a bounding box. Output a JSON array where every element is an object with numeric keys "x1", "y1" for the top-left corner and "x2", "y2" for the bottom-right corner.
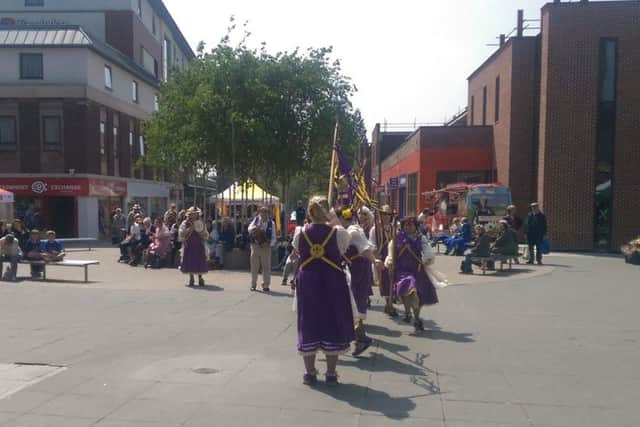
[
  {"x1": 310, "y1": 244, "x2": 325, "y2": 259},
  {"x1": 342, "y1": 208, "x2": 353, "y2": 221}
]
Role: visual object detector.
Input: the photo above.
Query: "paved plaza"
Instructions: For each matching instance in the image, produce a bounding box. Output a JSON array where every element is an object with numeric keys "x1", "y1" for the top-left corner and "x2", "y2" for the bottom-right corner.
[{"x1": 0, "y1": 248, "x2": 638, "y2": 426}]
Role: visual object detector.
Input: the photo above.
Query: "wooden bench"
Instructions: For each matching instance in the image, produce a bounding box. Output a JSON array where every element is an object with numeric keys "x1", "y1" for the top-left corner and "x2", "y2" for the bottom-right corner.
[
  {"x1": 58, "y1": 238, "x2": 98, "y2": 251},
  {"x1": 469, "y1": 254, "x2": 519, "y2": 275},
  {"x1": 19, "y1": 260, "x2": 100, "y2": 283}
]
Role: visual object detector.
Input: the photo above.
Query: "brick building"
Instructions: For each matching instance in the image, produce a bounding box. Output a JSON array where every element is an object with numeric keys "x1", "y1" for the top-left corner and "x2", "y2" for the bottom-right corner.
[
  {"x1": 0, "y1": 0, "x2": 194, "y2": 238},
  {"x1": 378, "y1": 0, "x2": 640, "y2": 251},
  {"x1": 380, "y1": 126, "x2": 494, "y2": 218}
]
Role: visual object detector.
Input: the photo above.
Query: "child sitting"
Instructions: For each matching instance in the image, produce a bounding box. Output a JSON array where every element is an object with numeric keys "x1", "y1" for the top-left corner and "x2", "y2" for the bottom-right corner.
[{"x1": 39, "y1": 230, "x2": 66, "y2": 262}]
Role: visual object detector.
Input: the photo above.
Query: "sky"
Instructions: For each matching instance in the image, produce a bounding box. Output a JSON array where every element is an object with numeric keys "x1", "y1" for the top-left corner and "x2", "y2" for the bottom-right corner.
[{"x1": 163, "y1": 0, "x2": 552, "y2": 136}]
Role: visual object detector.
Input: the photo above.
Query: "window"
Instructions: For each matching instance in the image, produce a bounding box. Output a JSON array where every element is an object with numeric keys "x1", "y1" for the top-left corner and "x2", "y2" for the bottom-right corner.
[
  {"x1": 139, "y1": 135, "x2": 145, "y2": 157},
  {"x1": 495, "y1": 76, "x2": 500, "y2": 123},
  {"x1": 154, "y1": 94, "x2": 159, "y2": 112},
  {"x1": 43, "y1": 116, "x2": 61, "y2": 151},
  {"x1": 470, "y1": 96, "x2": 475, "y2": 125},
  {"x1": 137, "y1": 0, "x2": 142, "y2": 17},
  {"x1": 132, "y1": 80, "x2": 138, "y2": 103},
  {"x1": 0, "y1": 117, "x2": 17, "y2": 150},
  {"x1": 129, "y1": 130, "x2": 134, "y2": 148},
  {"x1": 25, "y1": 0, "x2": 44, "y2": 6},
  {"x1": 104, "y1": 65, "x2": 112, "y2": 90},
  {"x1": 482, "y1": 86, "x2": 487, "y2": 125},
  {"x1": 407, "y1": 173, "x2": 418, "y2": 216},
  {"x1": 152, "y1": 15, "x2": 156, "y2": 35},
  {"x1": 162, "y1": 38, "x2": 171, "y2": 82},
  {"x1": 20, "y1": 53, "x2": 43, "y2": 80},
  {"x1": 113, "y1": 120, "x2": 119, "y2": 177},
  {"x1": 99, "y1": 121, "x2": 106, "y2": 155}
]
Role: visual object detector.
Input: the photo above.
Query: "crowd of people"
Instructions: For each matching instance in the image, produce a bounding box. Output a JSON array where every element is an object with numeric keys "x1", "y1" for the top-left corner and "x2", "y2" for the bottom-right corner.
[
  {"x1": 0, "y1": 219, "x2": 67, "y2": 282},
  {"x1": 429, "y1": 202, "x2": 548, "y2": 273}
]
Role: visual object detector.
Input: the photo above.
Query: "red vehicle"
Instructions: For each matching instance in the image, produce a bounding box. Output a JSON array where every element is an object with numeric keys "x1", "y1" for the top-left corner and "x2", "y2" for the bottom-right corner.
[{"x1": 423, "y1": 183, "x2": 512, "y2": 234}]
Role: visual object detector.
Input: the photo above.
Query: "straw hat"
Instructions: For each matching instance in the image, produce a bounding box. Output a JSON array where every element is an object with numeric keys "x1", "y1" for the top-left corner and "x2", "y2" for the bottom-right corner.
[{"x1": 379, "y1": 205, "x2": 393, "y2": 215}]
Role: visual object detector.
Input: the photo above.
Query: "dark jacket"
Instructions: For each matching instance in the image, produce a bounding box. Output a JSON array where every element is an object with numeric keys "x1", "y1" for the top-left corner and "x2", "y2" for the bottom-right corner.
[
  {"x1": 492, "y1": 228, "x2": 519, "y2": 255},
  {"x1": 470, "y1": 233, "x2": 492, "y2": 257},
  {"x1": 525, "y1": 211, "x2": 547, "y2": 241}
]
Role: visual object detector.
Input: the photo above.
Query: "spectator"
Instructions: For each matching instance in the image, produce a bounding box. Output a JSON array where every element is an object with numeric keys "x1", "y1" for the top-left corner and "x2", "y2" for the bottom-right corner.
[
  {"x1": 119, "y1": 214, "x2": 143, "y2": 263},
  {"x1": 24, "y1": 230, "x2": 44, "y2": 278},
  {"x1": 130, "y1": 217, "x2": 153, "y2": 266},
  {"x1": 492, "y1": 220, "x2": 519, "y2": 256},
  {"x1": 164, "y1": 203, "x2": 178, "y2": 225},
  {"x1": 0, "y1": 234, "x2": 21, "y2": 282},
  {"x1": 31, "y1": 208, "x2": 44, "y2": 231},
  {"x1": 525, "y1": 202, "x2": 547, "y2": 265},
  {"x1": 40, "y1": 230, "x2": 66, "y2": 262},
  {"x1": 460, "y1": 225, "x2": 492, "y2": 274},
  {"x1": 506, "y1": 205, "x2": 523, "y2": 234},
  {"x1": 169, "y1": 210, "x2": 186, "y2": 268},
  {"x1": 11, "y1": 219, "x2": 30, "y2": 253},
  {"x1": 144, "y1": 218, "x2": 171, "y2": 268},
  {"x1": 445, "y1": 217, "x2": 472, "y2": 256},
  {"x1": 127, "y1": 204, "x2": 143, "y2": 228},
  {"x1": 294, "y1": 200, "x2": 306, "y2": 227},
  {"x1": 417, "y1": 208, "x2": 430, "y2": 235},
  {"x1": 111, "y1": 208, "x2": 127, "y2": 245}
]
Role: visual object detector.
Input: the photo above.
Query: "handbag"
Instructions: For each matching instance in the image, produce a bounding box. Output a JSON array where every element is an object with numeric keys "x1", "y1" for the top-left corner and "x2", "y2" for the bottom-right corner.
[{"x1": 541, "y1": 238, "x2": 551, "y2": 255}]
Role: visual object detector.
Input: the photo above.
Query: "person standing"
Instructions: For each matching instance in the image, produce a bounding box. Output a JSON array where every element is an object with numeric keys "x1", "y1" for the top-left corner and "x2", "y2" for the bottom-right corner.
[
  {"x1": 336, "y1": 207, "x2": 376, "y2": 357},
  {"x1": 385, "y1": 217, "x2": 439, "y2": 332},
  {"x1": 111, "y1": 208, "x2": 127, "y2": 245},
  {"x1": 179, "y1": 207, "x2": 209, "y2": 286},
  {"x1": 294, "y1": 200, "x2": 306, "y2": 227},
  {"x1": 248, "y1": 206, "x2": 277, "y2": 292},
  {"x1": 369, "y1": 205, "x2": 398, "y2": 317},
  {"x1": 525, "y1": 202, "x2": 547, "y2": 265},
  {"x1": 294, "y1": 196, "x2": 354, "y2": 386}
]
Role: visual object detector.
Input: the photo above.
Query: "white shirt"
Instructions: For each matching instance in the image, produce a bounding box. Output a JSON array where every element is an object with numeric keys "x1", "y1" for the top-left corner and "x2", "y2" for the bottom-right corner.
[
  {"x1": 130, "y1": 224, "x2": 141, "y2": 241},
  {"x1": 248, "y1": 215, "x2": 277, "y2": 247},
  {"x1": 293, "y1": 224, "x2": 350, "y2": 256},
  {"x1": 346, "y1": 224, "x2": 373, "y2": 254}
]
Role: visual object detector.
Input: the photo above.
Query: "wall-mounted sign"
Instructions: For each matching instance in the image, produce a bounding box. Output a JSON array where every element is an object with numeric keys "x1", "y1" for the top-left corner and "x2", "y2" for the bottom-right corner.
[
  {"x1": 0, "y1": 178, "x2": 126, "y2": 198},
  {"x1": 0, "y1": 17, "x2": 67, "y2": 26},
  {"x1": 389, "y1": 177, "x2": 399, "y2": 189}
]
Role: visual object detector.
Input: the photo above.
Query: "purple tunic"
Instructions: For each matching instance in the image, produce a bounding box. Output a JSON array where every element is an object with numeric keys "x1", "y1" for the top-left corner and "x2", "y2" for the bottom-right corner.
[
  {"x1": 181, "y1": 231, "x2": 208, "y2": 274},
  {"x1": 345, "y1": 245, "x2": 372, "y2": 318},
  {"x1": 393, "y1": 232, "x2": 438, "y2": 306},
  {"x1": 296, "y1": 224, "x2": 355, "y2": 355}
]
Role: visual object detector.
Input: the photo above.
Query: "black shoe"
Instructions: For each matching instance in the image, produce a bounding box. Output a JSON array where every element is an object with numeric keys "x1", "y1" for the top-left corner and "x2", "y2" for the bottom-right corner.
[
  {"x1": 263, "y1": 287, "x2": 270, "y2": 292},
  {"x1": 352, "y1": 339, "x2": 372, "y2": 357},
  {"x1": 250, "y1": 285, "x2": 257, "y2": 291},
  {"x1": 537, "y1": 260, "x2": 542, "y2": 265},
  {"x1": 188, "y1": 277, "x2": 195, "y2": 287},
  {"x1": 403, "y1": 314, "x2": 412, "y2": 323},
  {"x1": 198, "y1": 277, "x2": 205, "y2": 287},
  {"x1": 414, "y1": 319, "x2": 425, "y2": 332},
  {"x1": 526, "y1": 261, "x2": 534, "y2": 265}
]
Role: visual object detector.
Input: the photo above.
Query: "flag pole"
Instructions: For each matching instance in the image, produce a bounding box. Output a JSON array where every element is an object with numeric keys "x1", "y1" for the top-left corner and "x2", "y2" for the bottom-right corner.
[{"x1": 327, "y1": 119, "x2": 340, "y2": 204}]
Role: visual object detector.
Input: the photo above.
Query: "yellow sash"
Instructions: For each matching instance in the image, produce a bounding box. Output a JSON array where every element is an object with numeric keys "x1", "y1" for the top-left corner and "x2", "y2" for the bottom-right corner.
[{"x1": 299, "y1": 228, "x2": 343, "y2": 272}]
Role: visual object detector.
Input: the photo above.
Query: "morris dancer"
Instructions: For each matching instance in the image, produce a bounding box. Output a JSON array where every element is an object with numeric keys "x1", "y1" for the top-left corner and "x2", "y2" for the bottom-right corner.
[
  {"x1": 385, "y1": 217, "x2": 440, "y2": 332},
  {"x1": 336, "y1": 207, "x2": 376, "y2": 357},
  {"x1": 179, "y1": 207, "x2": 209, "y2": 287},
  {"x1": 369, "y1": 205, "x2": 398, "y2": 317},
  {"x1": 293, "y1": 196, "x2": 354, "y2": 386}
]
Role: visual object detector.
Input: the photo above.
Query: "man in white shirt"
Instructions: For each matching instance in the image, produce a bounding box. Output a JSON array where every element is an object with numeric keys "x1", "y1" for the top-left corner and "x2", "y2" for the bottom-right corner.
[
  {"x1": 0, "y1": 234, "x2": 22, "y2": 282},
  {"x1": 248, "y1": 206, "x2": 277, "y2": 291}
]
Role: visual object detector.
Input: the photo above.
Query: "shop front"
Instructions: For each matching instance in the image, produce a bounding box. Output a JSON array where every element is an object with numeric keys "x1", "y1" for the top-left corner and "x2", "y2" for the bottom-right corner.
[
  {"x1": 0, "y1": 177, "x2": 127, "y2": 238},
  {"x1": 126, "y1": 180, "x2": 171, "y2": 220}
]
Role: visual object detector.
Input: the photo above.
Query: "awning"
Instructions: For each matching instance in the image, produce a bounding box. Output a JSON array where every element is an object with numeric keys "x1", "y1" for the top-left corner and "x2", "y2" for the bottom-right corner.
[{"x1": 213, "y1": 181, "x2": 279, "y2": 204}]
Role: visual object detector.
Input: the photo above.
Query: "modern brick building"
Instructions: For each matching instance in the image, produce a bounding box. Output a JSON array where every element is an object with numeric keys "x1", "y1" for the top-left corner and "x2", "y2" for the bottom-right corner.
[
  {"x1": 380, "y1": 126, "x2": 494, "y2": 217},
  {"x1": 378, "y1": 0, "x2": 640, "y2": 251},
  {"x1": 0, "y1": 0, "x2": 194, "y2": 238}
]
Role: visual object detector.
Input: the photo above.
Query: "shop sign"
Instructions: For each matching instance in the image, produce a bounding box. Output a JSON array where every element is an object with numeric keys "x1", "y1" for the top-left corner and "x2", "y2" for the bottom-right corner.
[
  {"x1": 0, "y1": 16, "x2": 67, "y2": 26},
  {"x1": 89, "y1": 179, "x2": 127, "y2": 197},
  {"x1": 0, "y1": 178, "x2": 126, "y2": 197},
  {"x1": 389, "y1": 177, "x2": 399, "y2": 189}
]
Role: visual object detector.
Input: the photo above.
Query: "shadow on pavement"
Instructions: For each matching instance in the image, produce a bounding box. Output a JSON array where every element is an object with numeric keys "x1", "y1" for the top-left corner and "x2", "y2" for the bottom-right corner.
[
  {"x1": 189, "y1": 284, "x2": 224, "y2": 292},
  {"x1": 340, "y1": 352, "x2": 426, "y2": 376},
  {"x1": 414, "y1": 319, "x2": 475, "y2": 343},
  {"x1": 314, "y1": 382, "x2": 417, "y2": 420},
  {"x1": 367, "y1": 324, "x2": 403, "y2": 338}
]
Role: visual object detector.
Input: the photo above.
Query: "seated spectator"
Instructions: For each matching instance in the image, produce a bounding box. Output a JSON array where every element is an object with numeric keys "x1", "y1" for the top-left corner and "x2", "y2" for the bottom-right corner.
[
  {"x1": 144, "y1": 218, "x2": 171, "y2": 268},
  {"x1": 0, "y1": 234, "x2": 22, "y2": 282},
  {"x1": 11, "y1": 219, "x2": 30, "y2": 253},
  {"x1": 445, "y1": 217, "x2": 472, "y2": 255},
  {"x1": 119, "y1": 214, "x2": 143, "y2": 262},
  {"x1": 23, "y1": 229, "x2": 44, "y2": 278},
  {"x1": 460, "y1": 225, "x2": 492, "y2": 274},
  {"x1": 491, "y1": 220, "x2": 518, "y2": 256},
  {"x1": 40, "y1": 230, "x2": 66, "y2": 262},
  {"x1": 130, "y1": 217, "x2": 153, "y2": 266}
]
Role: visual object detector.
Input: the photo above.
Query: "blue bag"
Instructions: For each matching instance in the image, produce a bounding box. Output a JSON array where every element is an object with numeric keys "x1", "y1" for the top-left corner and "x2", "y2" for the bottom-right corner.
[{"x1": 541, "y1": 238, "x2": 551, "y2": 255}]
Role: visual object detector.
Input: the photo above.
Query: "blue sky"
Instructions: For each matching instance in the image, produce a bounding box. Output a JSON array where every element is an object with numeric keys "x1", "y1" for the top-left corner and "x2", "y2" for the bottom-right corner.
[{"x1": 164, "y1": 0, "x2": 555, "y2": 135}]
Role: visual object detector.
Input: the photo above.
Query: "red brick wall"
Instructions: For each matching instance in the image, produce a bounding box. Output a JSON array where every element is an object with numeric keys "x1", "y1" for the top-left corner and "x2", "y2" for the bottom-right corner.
[
  {"x1": 538, "y1": 1, "x2": 640, "y2": 250},
  {"x1": 381, "y1": 127, "x2": 494, "y2": 214},
  {"x1": 468, "y1": 37, "x2": 539, "y2": 216}
]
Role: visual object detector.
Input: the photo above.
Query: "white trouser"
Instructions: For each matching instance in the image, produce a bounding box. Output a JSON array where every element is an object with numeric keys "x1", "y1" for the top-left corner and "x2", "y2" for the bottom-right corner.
[{"x1": 250, "y1": 244, "x2": 272, "y2": 288}]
